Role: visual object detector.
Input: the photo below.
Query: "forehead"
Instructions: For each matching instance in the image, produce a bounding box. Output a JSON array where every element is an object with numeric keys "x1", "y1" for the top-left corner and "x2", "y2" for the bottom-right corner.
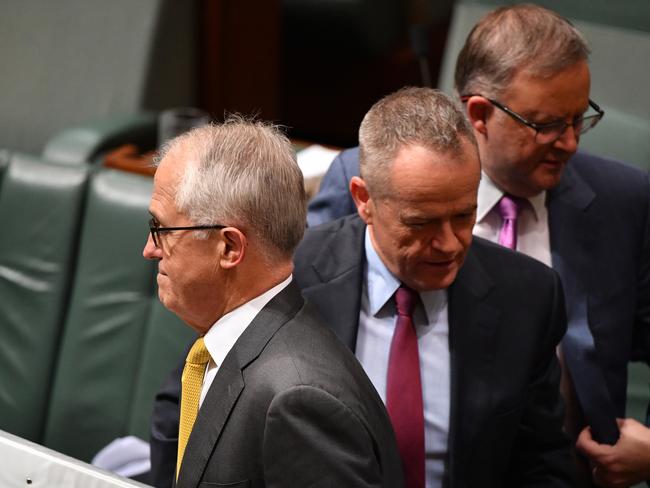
[
  {"x1": 387, "y1": 142, "x2": 480, "y2": 202},
  {"x1": 502, "y1": 60, "x2": 591, "y2": 114},
  {"x1": 149, "y1": 150, "x2": 186, "y2": 221},
  {"x1": 380, "y1": 142, "x2": 480, "y2": 216}
]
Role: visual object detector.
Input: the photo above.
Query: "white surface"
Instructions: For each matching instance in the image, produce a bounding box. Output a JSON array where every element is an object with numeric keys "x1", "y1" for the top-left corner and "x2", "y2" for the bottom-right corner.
[
  {"x1": 0, "y1": 430, "x2": 148, "y2": 488},
  {"x1": 296, "y1": 144, "x2": 340, "y2": 179}
]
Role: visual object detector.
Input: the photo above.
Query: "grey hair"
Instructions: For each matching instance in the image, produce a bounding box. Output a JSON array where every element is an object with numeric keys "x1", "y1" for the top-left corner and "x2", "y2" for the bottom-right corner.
[
  {"x1": 358, "y1": 87, "x2": 476, "y2": 199},
  {"x1": 455, "y1": 4, "x2": 590, "y2": 98},
  {"x1": 158, "y1": 116, "x2": 306, "y2": 260}
]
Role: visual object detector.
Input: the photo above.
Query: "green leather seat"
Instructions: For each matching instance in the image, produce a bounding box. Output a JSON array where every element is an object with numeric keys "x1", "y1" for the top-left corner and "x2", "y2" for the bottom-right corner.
[
  {"x1": 0, "y1": 154, "x2": 88, "y2": 442},
  {"x1": 42, "y1": 168, "x2": 193, "y2": 462},
  {"x1": 42, "y1": 169, "x2": 155, "y2": 460},
  {"x1": 126, "y1": 300, "x2": 195, "y2": 441}
]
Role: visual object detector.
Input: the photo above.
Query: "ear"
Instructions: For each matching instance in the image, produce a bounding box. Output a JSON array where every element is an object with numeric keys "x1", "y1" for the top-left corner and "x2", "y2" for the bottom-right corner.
[
  {"x1": 350, "y1": 176, "x2": 374, "y2": 225},
  {"x1": 219, "y1": 228, "x2": 247, "y2": 269},
  {"x1": 465, "y1": 95, "x2": 492, "y2": 137}
]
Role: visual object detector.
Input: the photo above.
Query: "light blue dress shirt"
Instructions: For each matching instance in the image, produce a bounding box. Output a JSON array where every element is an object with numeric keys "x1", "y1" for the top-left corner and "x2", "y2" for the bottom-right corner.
[{"x1": 355, "y1": 229, "x2": 450, "y2": 488}]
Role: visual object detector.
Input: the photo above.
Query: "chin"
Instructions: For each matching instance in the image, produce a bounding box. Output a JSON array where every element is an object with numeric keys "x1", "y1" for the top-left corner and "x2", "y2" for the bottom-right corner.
[
  {"x1": 412, "y1": 271, "x2": 458, "y2": 291},
  {"x1": 536, "y1": 165, "x2": 566, "y2": 190}
]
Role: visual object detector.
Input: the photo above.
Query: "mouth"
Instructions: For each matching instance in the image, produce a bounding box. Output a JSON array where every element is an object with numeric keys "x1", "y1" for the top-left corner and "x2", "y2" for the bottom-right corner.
[
  {"x1": 424, "y1": 259, "x2": 457, "y2": 269},
  {"x1": 541, "y1": 159, "x2": 565, "y2": 166}
]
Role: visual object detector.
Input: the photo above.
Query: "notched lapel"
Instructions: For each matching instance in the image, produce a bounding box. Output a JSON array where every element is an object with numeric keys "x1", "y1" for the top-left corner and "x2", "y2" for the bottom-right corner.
[
  {"x1": 446, "y1": 248, "x2": 500, "y2": 485},
  {"x1": 548, "y1": 165, "x2": 599, "y2": 312},
  {"x1": 299, "y1": 217, "x2": 366, "y2": 350}
]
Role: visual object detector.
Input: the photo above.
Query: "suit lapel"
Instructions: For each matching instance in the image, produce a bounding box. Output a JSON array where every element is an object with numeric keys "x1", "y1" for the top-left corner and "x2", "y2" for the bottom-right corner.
[
  {"x1": 446, "y1": 245, "x2": 500, "y2": 486},
  {"x1": 299, "y1": 216, "x2": 366, "y2": 350},
  {"x1": 176, "y1": 283, "x2": 305, "y2": 488},
  {"x1": 548, "y1": 164, "x2": 598, "y2": 312}
]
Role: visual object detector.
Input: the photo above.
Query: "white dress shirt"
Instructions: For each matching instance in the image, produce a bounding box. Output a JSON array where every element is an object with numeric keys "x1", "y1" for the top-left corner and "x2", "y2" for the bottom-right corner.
[
  {"x1": 198, "y1": 275, "x2": 293, "y2": 407},
  {"x1": 356, "y1": 229, "x2": 450, "y2": 488},
  {"x1": 473, "y1": 172, "x2": 552, "y2": 267}
]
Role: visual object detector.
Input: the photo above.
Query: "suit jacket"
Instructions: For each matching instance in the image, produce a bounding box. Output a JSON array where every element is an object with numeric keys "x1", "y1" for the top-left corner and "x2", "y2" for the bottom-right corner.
[
  {"x1": 307, "y1": 147, "x2": 650, "y2": 420},
  {"x1": 153, "y1": 282, "x2": 403, "y2": 488},
  {"x1": 293, "y1": 214, "x2": 574, "y2": 487}
]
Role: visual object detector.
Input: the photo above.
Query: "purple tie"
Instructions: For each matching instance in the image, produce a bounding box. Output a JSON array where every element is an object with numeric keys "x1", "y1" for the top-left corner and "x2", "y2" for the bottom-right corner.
[
  {"x1": 497, "y1": 194, "x2": 523, "y2": 250},
  {"x1": 386, "y1": 286, "x2": 425, "y2": 488}
]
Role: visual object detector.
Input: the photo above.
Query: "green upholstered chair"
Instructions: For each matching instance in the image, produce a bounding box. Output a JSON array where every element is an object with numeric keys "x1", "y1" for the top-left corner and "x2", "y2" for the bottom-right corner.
[
  {"x1": 42, "y1": 169, "x2": 155, "y2": 461},
  {"x1": 42, "y1": 113, "x2": 158, "y2": 167},
  {"x1": 1, "y1": 0, "x2": 197, "y2": 160},
  {"x1": 41, "y1": 168, "x2": 193, "y2": 462},
  {"x1": 437, "y1": 1, "x2": 650, "y2": 170},
  {"x1": 126, "y1": 300, "x2": 196, "y2": 442},
  {"x1": 0, "y1": 153, "x2": 89, "y2": 442}
]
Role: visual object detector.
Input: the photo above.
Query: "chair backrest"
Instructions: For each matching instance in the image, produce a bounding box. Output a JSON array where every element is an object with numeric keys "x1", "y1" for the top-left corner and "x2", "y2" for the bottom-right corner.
[
  {"x1": 0, "y1": 0, "x2": 197, "y2": 155},
  {"x1": 126, "y1": 301, "x2": 195, "y2": 441},
  {"x1": 42, "y1": 169, "x2": 155, "y2": 461},
  {"x1": 437, "y1": 1, "x2": 650, "y2": 169},
  {"x1": 0, "y1": 154, "x2": 88, "y2": 442},
  {"x1": 42, "y1": 168, "x2": 193, "y2": 462}
]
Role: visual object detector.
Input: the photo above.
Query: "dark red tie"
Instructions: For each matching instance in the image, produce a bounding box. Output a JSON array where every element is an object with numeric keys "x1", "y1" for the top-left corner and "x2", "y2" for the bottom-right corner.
[{"x1": 386, "y1": 286, "x2": 425, "y2": 488}]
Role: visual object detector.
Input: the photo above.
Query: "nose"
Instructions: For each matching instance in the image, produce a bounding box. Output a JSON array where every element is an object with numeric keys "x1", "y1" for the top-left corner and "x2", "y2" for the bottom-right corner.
[
  {"x1": 143, "y1": 233, "x2": 162, "y2": 260},
  {"x1": 552, "y1": 123, "x2": 579, "y2": 154},
  {"x1": 431, "y1": 221, "x2": 462, "y2": 254}
]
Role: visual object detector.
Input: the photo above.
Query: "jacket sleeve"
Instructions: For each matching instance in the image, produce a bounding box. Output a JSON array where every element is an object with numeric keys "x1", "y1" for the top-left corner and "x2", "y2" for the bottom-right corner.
[
  {"x1": 631, "y1": 170, "x2": 650, "y2": 367},
  {"x1": 149, "y1": 356, "x2": 184, "y2": 488},
  {"x1": 306, "y1": 147, "x2": 360, "y2": 227},
  {"x1": 263, "y1": 385, "x2": 399, "y2": 488},
  {"x1": 506, "y1": 271, "x2": 576, "y2": 487}
]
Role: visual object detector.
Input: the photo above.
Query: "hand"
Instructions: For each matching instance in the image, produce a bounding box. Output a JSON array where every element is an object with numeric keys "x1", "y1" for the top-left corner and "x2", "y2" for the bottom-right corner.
[{"x1": 577, "y1": 418, "x2": 650, "y2": 487}]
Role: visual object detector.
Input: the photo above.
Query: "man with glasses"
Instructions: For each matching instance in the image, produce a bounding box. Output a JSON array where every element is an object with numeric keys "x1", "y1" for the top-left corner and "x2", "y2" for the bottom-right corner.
[
  {"x1": 307, "y1": 4, "x2": 650, "y2": 487},
  {"x1": 144, "y1": 119, "x2": 403, "y2": 488}
]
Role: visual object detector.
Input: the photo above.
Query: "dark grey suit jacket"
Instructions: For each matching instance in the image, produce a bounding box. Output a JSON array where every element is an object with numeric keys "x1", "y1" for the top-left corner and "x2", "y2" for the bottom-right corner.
[
  {"x1": 294, "y1": 215, "x2": 574, "y2": 487},
  {"x1": 308, "y1": 148, "x2": 650, "y2": 421},
  {"x1": 160, "y1": 282, "x2": 403, "y2": 488}
]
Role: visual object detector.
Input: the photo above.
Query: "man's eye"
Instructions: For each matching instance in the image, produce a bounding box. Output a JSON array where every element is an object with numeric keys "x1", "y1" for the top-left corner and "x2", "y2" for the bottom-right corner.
[
  {"x1": 537, "y1": 121, "x2": 565, "y2": 133},
  {"x1": 406, "y1": 221, "x2": 427, "y2": 228}
]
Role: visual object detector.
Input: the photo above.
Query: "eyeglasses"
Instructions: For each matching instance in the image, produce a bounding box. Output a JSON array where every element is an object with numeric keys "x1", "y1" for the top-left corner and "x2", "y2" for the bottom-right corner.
[
  {"x1": 148, "y1": 217, "x2": 225, "y2": 247},
  {"x1": 461, "y1": 95, "x2": 604, "y2": 144}
]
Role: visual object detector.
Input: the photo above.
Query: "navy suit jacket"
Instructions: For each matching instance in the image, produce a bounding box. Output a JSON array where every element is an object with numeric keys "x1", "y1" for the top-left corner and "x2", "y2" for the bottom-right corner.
[
  {"x1": 293, "y1": 215, "x2": 574, "y2": 487},
  {"x1": 307, "y1": 147, "x2": 650, "y2": 420}
]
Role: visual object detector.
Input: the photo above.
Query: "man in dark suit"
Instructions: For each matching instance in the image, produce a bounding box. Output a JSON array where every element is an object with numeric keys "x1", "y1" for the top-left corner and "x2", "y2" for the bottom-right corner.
[
  {"x1": 307, "y1": 5, "x2": 650, "y2": 487},
  {"x1": 143, "y1": 119, "x2": 403, "y2": 488},
  {"x1": 299, "y1": 87, "x2": 573, "y2": 487}
]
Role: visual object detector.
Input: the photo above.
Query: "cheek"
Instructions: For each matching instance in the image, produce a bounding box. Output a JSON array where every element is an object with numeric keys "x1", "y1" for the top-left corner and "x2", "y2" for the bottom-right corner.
[{"x1": 456, "y1": 226, "x2": 475, "y2": 249}]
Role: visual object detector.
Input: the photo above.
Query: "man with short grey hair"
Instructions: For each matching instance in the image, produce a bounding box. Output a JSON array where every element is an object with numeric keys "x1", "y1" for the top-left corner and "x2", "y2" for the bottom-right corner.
[
  {"x1": 308, "y1": 5, "x2": 650, "y2": 486},
  {"x1": 296, "y1": 87, "x2": 574, "y2": 487},
  {"x1": 144, "y1": 119, "x2": 403, "y2": 488}
]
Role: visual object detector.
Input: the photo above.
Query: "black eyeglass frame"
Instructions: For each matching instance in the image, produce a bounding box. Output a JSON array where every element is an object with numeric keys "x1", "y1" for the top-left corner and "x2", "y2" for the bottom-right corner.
[
  {"x1": 148, "y1": 217, "x2": 225, "y2": 247},
  {"x1": 460, "y1": 95, "x2": 604, "y2": 143}
]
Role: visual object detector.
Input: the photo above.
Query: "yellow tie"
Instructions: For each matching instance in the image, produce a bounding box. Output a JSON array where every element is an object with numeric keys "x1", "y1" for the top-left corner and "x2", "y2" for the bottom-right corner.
[{"x1": 177, "y1": 337, "x2": 211, "y2": 478}]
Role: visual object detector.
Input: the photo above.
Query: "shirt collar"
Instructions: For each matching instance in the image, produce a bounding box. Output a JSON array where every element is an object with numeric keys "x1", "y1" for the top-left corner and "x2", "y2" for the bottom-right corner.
[
  {"x1": 365, "y1": 227, "x2": 400, "y2": 316},
  {"x1": 203, "y1": 274, "x2": 292, "y2": 366},
  {"x1": 476, "y1": 171, "x2": 546, "y2": 222},
  {"x1": 364, "y1": 227, "x2": 446, "y2": 321}
]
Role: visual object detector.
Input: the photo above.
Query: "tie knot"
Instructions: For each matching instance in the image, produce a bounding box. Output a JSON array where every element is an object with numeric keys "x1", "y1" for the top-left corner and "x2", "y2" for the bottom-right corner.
[
  {"x1": 497, "y1": 194, "x2": 523, "y2": 221},
  {"x1": 395, "y1": 286, "x2": 418, "y2": 317},
  {"x1": 186, "y1": 337, "x2": 211, "y2": 366}
]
